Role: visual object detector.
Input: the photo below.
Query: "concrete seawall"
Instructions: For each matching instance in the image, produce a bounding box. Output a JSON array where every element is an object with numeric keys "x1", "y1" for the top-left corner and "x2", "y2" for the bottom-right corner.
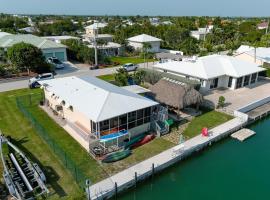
[{"x1": 88, "y1": 117, "x2": 247, "y2": 200}]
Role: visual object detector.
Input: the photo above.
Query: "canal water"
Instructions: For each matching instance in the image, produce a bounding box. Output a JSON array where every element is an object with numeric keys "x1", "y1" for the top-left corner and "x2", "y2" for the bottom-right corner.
[{"x1": 120, "y1": 117, "x2": 270, "y2": 200}]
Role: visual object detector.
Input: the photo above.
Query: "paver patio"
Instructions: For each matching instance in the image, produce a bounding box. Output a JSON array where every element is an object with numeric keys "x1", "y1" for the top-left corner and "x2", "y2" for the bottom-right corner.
[{"x1": 203, "y1": 78, "x2": 270, "y2": 112}]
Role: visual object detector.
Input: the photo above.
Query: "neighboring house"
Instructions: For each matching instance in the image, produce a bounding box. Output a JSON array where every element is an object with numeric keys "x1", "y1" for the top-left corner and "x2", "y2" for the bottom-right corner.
[
  {"x1": 149, "y1": 17, "x2": 160, "y2": 26},
  {"x1": 149, "y1": 78, "x2": 203, "y2": 110},
  {"x1": 153, "y1": 55, "x2": 265, "y2": 91},
  {"x1": 234, "y1": 45, "x2": 270, "y2": 65},
  {"x1": 42, "y1": 35, "x2": 80, "y2": 44},
  {"x1": 85, "y1": 22, "x2": 108, "y2": 37},
  {"x1": 127, "y1": 34, "x2": 162, "y2": 53},
  {"x1": 87, "y1": 42, "x2": 121, "y2": 56},
  {"x1": 83, "y1": 25, "x2": 121, "y2": 56},
  {"x1": 19, "y1": 26, "x2": 36, "y2": 33},
  {"x1": 0, "y1": 34, "x2": 67, "y2": 61},
  {"x1": 0, "y1": 32, "x2": 11, "y2": 39},
  {"x1": 257, "y1": 21, "x2": 269, "y2": 30},
  {"x1": 190, "y1": 26, "x2": 213, "y2": 40},
  {"x1": 39, "y1": 76, "x2": 160, "y2": 149}
]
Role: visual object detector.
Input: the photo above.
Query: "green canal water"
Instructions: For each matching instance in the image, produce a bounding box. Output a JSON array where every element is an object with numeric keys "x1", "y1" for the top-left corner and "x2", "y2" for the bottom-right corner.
[{"x1": 120, "y1": 117, "x2": 270, "y2": 200}]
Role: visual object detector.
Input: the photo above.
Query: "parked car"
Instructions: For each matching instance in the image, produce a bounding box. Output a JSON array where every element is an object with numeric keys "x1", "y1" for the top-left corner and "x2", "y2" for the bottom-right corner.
[
  {"x1": 29, "y1": 73, "x2": 54, "y2": 88},
  {"x1": 122, "y1": 63, "x2": 138, "y2": 72},
  {"x1": 46, "y1": 57, "x2": 65, "y2": 69}
]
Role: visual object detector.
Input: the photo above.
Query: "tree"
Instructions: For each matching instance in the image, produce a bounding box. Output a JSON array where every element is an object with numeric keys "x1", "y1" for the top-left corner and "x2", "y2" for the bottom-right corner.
[
  {"x1": 7, "y1": 42, "x2": 46, "y2": 75},
  {"x1": 142, "y1": 42, "x2": 152, "y2": 67},
  {"x1": 114, "y1": 68, "x2": 129, "y2": 86},
  {"x1": 217, "y1": 96, "x2": 225, "y2": 109},
  {"x1": 132, "y1": 69, "x2": 146, "y2": 85}
]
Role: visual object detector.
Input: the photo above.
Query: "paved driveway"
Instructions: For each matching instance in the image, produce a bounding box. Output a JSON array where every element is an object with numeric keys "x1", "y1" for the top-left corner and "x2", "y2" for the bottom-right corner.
[{"x1": 203, "y1": 78, "x2": 270, "y2": 111}]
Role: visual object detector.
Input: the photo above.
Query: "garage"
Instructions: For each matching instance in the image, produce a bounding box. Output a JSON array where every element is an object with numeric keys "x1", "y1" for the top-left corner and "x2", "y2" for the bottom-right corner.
[{"x1": 42, "y1": 48, "x2": 67, "y2": 61}]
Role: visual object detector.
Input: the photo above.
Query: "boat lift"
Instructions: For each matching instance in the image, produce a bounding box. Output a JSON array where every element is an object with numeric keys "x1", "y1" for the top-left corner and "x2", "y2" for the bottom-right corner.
[{"x1": 0, "y1": 134, "x2": 49, "y2": 200}]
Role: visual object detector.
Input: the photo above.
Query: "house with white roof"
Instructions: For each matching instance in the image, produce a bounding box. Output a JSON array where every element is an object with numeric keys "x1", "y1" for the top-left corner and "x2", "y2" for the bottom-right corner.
[
  {"x1": 190, "y1": 26, "x2": 213, "y2": 40},
  {"x1": 127, "y1": 34, "x2": 162, "y2": 53},
  {"x1": 235, "y1": 45, "x2": 270, "y2": 65},
  {"x1": 39, "y1": 76, "x2": 161, "y2": 149},
  {"x1": 83, "y1": 24, "x2": 121, "y2": 56},
  {"x1": 154, "y1": 55, "x2": 265, "y2": 91},
  {"x1": 85, "y1": 22, "x2": 108, "y2": 37}
]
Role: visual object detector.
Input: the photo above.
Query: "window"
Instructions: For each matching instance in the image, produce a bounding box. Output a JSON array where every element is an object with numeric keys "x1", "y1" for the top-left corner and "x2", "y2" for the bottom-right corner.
[
  {"x1": 210, "y1": 78, "x2": 219, "y2": 89},
  {"x1": 236, "y1": 77, "x2": 243, "y2": 89},
  {"x1": 250, "y1": 73, "x2": 257, "y2": 84},
  {"x1": 243, "y1": 75, "x2": 250, "y2": 86},
  {"x1": 228, "y1": 77, "x2": 232, "y2": 88},
  {"x1": 128, "y1": 111, "x2": 136, "y2": 122},
  {"x1": 100, "y1": 120, "x2": 109, "y2": 131}
]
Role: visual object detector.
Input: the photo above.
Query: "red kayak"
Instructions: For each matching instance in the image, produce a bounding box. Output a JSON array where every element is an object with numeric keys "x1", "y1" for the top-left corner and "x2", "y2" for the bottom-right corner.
[{"x1": 131, "y1": 134, "x2": 155, "y2": 149}]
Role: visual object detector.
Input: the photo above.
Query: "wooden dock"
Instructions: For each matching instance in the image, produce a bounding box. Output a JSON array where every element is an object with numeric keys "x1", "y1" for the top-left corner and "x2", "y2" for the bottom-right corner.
[{"x1": 231, "y1": 128, "x2": 256, "y2": 142}]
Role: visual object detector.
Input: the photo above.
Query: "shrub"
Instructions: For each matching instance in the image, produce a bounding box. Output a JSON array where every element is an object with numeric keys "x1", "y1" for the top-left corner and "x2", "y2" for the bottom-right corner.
[{"x1": 217, "y1": 96, "x2": 226, "y2": 108}]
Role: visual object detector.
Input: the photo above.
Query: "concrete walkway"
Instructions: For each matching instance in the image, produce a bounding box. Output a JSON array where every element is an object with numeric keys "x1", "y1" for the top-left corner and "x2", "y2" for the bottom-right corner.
[{"x1": 88, "y1": 117, "x2": 246, "y2": 200}]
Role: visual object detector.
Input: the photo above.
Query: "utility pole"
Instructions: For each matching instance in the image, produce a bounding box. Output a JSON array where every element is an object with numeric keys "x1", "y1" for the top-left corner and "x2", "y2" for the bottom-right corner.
[
  {"x1": 93, "y1": 24, "x2": 98, "y2": 67},
  {"x1": 266, "y1": 20, "x2": 269, "y2": 34}
]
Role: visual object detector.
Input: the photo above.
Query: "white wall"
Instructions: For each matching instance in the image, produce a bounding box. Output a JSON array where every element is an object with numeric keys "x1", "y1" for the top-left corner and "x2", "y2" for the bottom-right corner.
[{"x1": 128, "y1": 41, "x2": 160, "y2": 53}]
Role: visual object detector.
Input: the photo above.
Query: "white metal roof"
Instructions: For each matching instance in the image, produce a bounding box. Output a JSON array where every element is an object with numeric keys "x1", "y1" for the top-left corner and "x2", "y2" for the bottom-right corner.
[
  {"x1": 40, "y1": 76, "x2": 158, "y2": 122},
  {"x1": 244, "y1": 47, "x2": 270, "y2": 63},
  {"x1": 121, "y1": 85, "x2": 151, "y2": 94},
  {"x1": 85, "y1": 22, "x2": 108, "y2": 30},
  {"x1": 127, "y1": 34, "x2": 162, "y2": 43},
  {"x1": 0, "y1": 32, "x2": 11, "y2": 38},
  {"x1": 154, "y1": 55, "x2": 265, "y2": 80},
  {"x1": 235, "y1": 45, "x2": 255, "y2": 54}
]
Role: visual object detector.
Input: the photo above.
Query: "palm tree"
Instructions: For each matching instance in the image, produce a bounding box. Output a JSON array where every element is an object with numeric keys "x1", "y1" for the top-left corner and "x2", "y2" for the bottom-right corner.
[{"x1": 142, "y1": 42, "x2": 152, "y2": 68}]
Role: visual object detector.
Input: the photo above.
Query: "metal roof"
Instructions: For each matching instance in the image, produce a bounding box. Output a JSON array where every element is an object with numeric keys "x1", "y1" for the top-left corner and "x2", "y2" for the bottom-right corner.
[
  {"x1": 154, "y1": 55, "x2": 265, "y2": 80},
  {"x1": 0, "y1": 34, "x2": 66, "y2": 49},
  {"x1": 121, "y1": 85, "x2": 151, "y2": 94},
  {"x1": 127, "y1": 34, "x2": 162, "y2": 43},
  {"x1": 40, "y1": 76, "x2": 158, "y2": 122}
]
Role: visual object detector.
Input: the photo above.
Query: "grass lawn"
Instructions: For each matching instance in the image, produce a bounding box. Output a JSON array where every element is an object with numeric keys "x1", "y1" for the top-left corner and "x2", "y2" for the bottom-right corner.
[
  {"x1": 182, "y1": 110, "x2": 233, "y2": 139},
  {"x1": 102, "y1": 138, "x2": 175, "y2": 175},
  {"x1": 97, "y1": 74, "x2": 115, "y2": 82},
  {"x1": 110, "y1": 56, "x2": 155, "y2": 65},
  {"x1": 0, "y1": 89, "x2": 85, "y2": 199}
]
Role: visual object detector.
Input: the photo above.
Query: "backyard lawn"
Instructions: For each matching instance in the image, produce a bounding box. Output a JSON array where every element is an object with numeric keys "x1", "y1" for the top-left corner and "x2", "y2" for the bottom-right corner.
[
  {"x1": 182, "y1": 110, "x2": 233, "y2": 139},
  {"x1": 0, "y1": 89, "x2": 85, "y2": 199},
  {"x1": 110, "y1": 56, "x2": 155, "y2": 65},
  {"x1": 102, "y1": 137, "x2": 175, "y2": 175}
]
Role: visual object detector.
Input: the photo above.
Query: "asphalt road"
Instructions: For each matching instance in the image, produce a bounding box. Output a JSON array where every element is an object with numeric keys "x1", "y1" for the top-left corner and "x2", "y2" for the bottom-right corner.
[{"x1": 0, "y1": 62, "x2": 154, "y2": 92}]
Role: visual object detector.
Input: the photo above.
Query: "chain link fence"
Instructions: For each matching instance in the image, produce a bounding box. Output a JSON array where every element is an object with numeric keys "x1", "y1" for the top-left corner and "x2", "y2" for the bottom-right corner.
[{"x1": 16, "y1": 93, "x2": 89, "y2": 189}]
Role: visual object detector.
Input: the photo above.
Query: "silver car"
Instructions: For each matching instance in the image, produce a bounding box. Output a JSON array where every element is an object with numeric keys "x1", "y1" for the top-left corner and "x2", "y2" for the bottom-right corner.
[{"x1": 122, "y1": 63, "x2": 138, "y2": 72}]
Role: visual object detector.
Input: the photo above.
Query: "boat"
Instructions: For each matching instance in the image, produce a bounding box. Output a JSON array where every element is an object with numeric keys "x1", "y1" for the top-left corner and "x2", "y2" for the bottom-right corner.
[
  {"x1": 102, "y1": 149, "x2": 131, "y2": 163},
  {"x1": 0, "y1": 134, "x2": 49, "y2": 200},
  {"x1": 131, "y1": 134, "x2": 155, "y2": 149},
  {"x1": 123, "y1": 133, "x2": 146, "y2": 149}
]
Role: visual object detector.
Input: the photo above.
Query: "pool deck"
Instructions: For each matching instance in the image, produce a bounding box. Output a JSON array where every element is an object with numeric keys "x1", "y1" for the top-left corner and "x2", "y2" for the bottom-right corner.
[{"x1": 88, "y1": 117, "x2": 246, "y2": 200}]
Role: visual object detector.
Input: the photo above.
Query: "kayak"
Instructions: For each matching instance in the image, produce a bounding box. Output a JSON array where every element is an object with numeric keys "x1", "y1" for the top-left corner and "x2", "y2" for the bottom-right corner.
[
  {"x1": 102, "y1": 149, "x2": 131, "y2": 163},
  {"x1": 131, "y1": 134, "x2": 155, "y2": 149},
  {"x1": 124, "y1": 134, "x2": 145, "y2": 149}
]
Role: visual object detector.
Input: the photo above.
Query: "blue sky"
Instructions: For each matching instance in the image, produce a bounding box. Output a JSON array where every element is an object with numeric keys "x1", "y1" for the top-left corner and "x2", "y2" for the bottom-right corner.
[{"x1": 0, "y1": 0, "x2": 269, "y2": 16}]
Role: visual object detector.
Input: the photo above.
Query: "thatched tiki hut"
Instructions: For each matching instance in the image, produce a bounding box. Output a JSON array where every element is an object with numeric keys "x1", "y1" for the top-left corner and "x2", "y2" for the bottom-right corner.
[{"x1": 149, "y1": 78, "x2": 203, "y2": 111}]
